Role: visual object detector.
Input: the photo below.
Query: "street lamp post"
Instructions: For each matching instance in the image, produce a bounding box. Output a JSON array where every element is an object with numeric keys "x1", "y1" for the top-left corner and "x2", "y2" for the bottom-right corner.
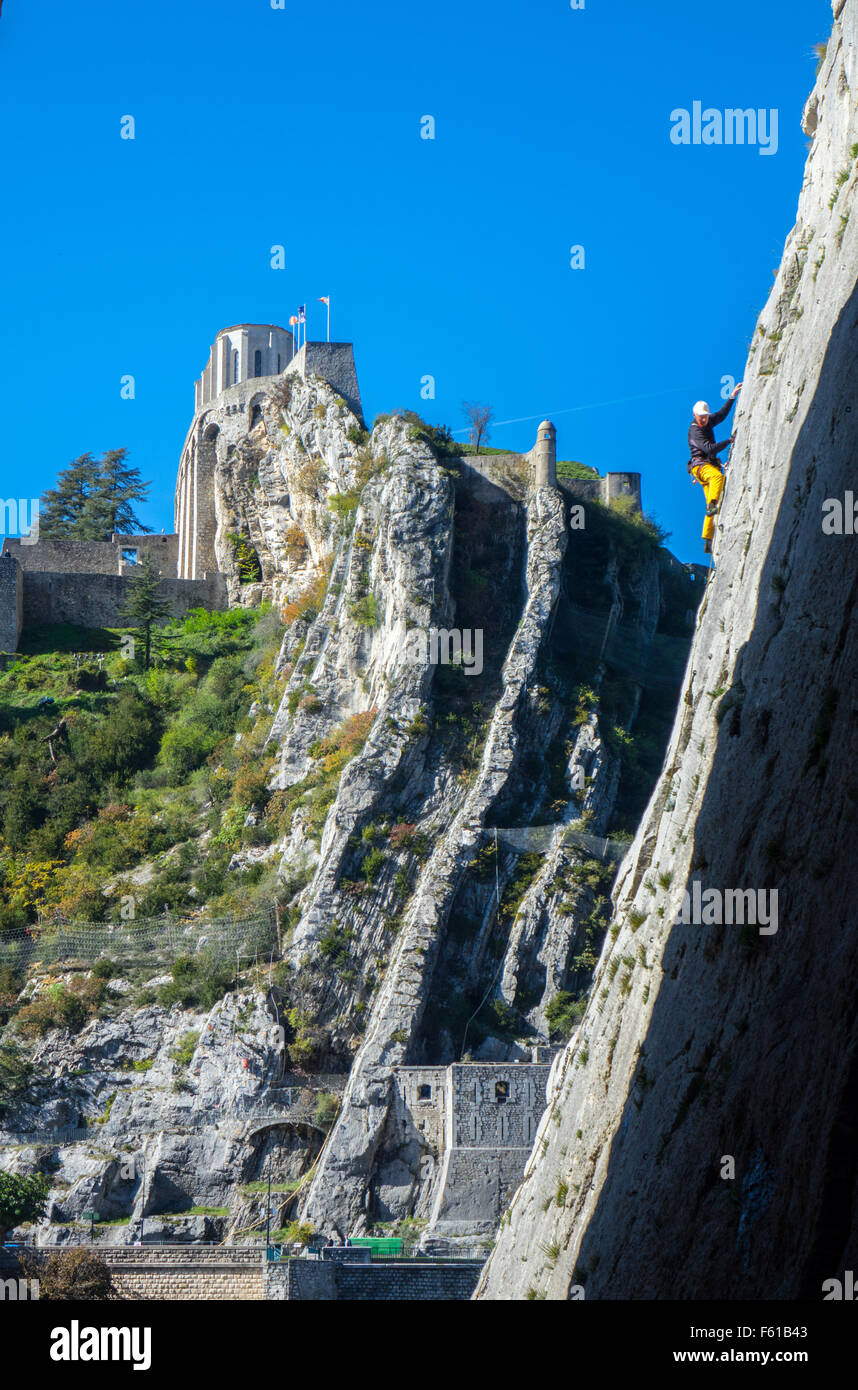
[
  {"x1": 265, "y1": 1165, "x2": 272, "y2": 1251},
  {"x1": 139, "y1": 1153, "x2": 146, "y2": 1244}
]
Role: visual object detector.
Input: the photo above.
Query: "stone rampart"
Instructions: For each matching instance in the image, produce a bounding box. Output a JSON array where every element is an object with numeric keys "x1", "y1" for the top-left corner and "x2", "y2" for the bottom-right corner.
[
  {"x1": 0, "y1": 554, "x2": 22, "y2": 652},
  {"x1": 21, "y1": 571, "x2": 227, "y2": 630}
]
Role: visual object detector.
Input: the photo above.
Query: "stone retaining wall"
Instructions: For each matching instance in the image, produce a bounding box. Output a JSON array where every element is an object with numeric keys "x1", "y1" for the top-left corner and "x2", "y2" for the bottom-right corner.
[
  {"x1": 5, "y1": 1247, "x2": 483, "y2": 1301},
  {"x1": 11, "y1": 1245, "x2": 264, "y2": 1302},
  {"x1": 110, "y1": 1261, "x2": 263, "y2": 1301},
  {"x1": 265, "y1": 1258, "x2": 484, "y2": 1301}
]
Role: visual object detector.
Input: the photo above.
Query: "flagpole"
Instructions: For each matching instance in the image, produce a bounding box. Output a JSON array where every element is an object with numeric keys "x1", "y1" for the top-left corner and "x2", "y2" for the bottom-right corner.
[{"x1": 327, "y1": 298, "x2": 330, "y2": 343}]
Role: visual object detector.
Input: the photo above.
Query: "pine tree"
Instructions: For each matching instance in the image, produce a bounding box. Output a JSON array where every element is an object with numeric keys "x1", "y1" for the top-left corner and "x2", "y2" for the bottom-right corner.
[
  {"x1": 119, "y1": 553, "x2": 172, "y2": 669},
  {"x1": 40, "y1": 454, "x2": 99, "y2": 538},
  {"x1": 91, "y1": 449, "x2": 152, "y2": 537},
  {"x1": 40, "y1": 450, "x2": 151, "y2": 541}
]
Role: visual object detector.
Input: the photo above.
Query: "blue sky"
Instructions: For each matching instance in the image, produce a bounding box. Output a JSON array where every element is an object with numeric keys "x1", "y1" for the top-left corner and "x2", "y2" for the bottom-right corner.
[{"x1": 0, "y1": 0, "x2": 832, "y2": 562}]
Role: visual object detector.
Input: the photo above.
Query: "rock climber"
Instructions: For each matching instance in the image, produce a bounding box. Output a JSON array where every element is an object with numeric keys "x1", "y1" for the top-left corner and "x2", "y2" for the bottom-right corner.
[{"x1": 687, "y1": 383, "x2": 742, "y2": 553}]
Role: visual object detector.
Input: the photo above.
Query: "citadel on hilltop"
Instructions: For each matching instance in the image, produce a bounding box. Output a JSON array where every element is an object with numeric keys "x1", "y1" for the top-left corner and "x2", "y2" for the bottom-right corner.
[
  {"x1": 175, "y1": 325, "x2": 361, "y2": 581},
  {"x1": 0, "y1": 322, "x2": 646, "y2": 653}
]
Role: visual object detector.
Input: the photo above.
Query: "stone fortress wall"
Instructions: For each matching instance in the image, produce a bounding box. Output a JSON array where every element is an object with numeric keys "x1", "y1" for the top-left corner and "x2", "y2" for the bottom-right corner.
[
  {"x1": 561, "y1": 471, "x2": 643, "y2": 509},
  {"x1": 266, "y1": 1257, "x2": 484, "y2": 1301},
  {"x1": 461, "y1": 423, "x2": 643, "y2": 513},
  {"x1": 1, "y1": 1244, "x2": 482, "y2": 1302},
  {"x1": 3, "y1": 533, "x2": 180, "y2": 577},
  {"x1": 393, "y1": 1059, "x2": 556, "y2": 1234},
  {"x1": 0, "y1": 554, "x2": 22, "y2": 654},
  {"x1": 19, "y1": 571, "x2": 226, "y2": 633},
  {"x1": 0, "y1": 532, "x2": 226, "y2": 652},
  {"x1": 288, "y1": 342, "x2": 363, "y2": 420}
]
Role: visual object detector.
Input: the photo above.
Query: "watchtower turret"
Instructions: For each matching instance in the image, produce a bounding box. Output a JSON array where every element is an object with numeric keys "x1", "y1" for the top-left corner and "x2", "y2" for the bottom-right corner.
[{"x1": 530, "y1": 420, "x2": 557, "y2": 489}]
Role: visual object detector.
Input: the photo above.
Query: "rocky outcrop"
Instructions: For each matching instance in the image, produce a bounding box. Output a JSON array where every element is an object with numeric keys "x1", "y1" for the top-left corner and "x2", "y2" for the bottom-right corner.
[
  {"x1": 0, "y1": 988, "x2": 330, "y2": 1244},
  {"x1": 478, "y1": 0, "x2": 858, "y2": 1299},
  {"x1": 212, "y1": 384, "x2": 699, "y2": 1236}
]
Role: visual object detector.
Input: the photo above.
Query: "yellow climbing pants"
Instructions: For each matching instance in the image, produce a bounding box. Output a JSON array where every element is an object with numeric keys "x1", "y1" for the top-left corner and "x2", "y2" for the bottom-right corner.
[{"x1": 693, "y1": 464, "x2": 726, "y2": 541}]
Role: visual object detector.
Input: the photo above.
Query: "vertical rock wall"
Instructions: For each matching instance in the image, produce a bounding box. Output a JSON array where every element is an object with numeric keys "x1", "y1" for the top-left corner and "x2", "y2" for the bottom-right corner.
[{"x1": 478, "y1": 0, "x2": 858, "y2": 1300}]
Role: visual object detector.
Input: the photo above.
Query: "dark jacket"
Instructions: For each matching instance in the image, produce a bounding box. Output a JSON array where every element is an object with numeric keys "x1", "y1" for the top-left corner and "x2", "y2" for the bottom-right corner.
[{"x1": 688, "y1": 396, "x2": 736, "y2": 467}]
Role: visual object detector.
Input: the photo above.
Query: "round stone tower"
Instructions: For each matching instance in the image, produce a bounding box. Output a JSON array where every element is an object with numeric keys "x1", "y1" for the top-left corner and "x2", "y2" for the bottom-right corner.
[
  {"x1": 532, "y1": 420, "x2": 557, "y2": 489},
  {"x1": 194, "y1": 323, "x2": 295, "y2": 413}
]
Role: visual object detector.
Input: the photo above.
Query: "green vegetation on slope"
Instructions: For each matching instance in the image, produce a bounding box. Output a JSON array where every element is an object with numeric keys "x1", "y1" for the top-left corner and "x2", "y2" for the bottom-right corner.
[{"x1": 0, "y1": 606, "x2": 285, "y2": 928}]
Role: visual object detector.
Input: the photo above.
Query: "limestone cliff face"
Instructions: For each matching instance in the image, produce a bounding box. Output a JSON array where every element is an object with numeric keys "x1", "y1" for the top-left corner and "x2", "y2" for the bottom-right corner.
[
  {"x1": 206, "y1": 356, "x2": 696, "y2": 1235},
  {"x1": 478, "y1": 0, "x2": 858, "y2": 1300},
  {"x1": 210, "y1": 373, "x2": 370, "y2": 609},
  {"x1": 273, "y1": 470, "x2": 695, "y2": 1231}
]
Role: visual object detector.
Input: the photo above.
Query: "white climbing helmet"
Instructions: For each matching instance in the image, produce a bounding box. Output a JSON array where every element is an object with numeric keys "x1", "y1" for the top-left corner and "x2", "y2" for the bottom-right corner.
[{"x1": 693, "y1": 401, "x2": 710, "y2": 417}]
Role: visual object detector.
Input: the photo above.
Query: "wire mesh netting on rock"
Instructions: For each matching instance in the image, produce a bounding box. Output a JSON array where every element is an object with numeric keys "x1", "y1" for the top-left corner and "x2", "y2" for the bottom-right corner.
[{"x1": 0, "y1": 908, "x2": 279, "y2": 973}]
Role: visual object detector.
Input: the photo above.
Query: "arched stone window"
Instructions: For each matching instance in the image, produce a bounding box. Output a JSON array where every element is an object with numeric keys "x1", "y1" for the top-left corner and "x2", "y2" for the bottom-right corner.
[
  {"x1": 418, "y1": 1084, "x2": 432, "y2": 1102},
  {"x1": 254, "y1": 349, "x2": 263, "y2": 377},
  {"x1": 233, "y1": 350, "x2": 239, "y2": 384}
]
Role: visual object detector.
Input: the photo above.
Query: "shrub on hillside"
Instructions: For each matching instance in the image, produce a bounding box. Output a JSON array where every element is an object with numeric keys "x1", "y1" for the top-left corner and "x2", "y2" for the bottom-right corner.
[
  {"x1": 0, "y1": 1041, "x2": 43, "y2": 1116},
  {"x1": 312, "y1": 1092, "x2": 340, "y2": 1130},
  {"x1": 156, "y1": 954, "x2": 234, "y2": 1011},
  {"x1": 20, "y1": 1247, "x2": 114, "y2": 1301},
  {"x1": 283, "y1": 569, "x2": 330, "y2": 627},
  {"x1": 544, "y1": 990, "x2": 587, "y2": 1041},
  {"x1": 14, "y1": 976, "x2": 106, "y2": 1038}
]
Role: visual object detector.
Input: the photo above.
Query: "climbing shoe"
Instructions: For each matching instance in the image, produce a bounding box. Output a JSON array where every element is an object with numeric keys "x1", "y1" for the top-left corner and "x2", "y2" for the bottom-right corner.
[
  {"x1": 703, "y1": 539, "x2": 713, "y2": 555},
  {"x1": 705, "y1": 499, "x2": 720, "y2": 516}
]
